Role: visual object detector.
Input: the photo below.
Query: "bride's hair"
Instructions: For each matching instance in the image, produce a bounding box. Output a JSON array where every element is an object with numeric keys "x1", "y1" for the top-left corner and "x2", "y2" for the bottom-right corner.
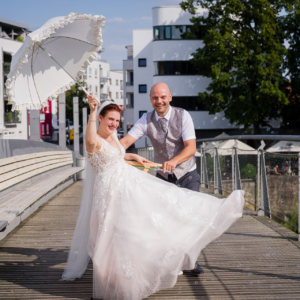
[{"x1": 100, "y1": 104, "x2": 123, "y2": 117}]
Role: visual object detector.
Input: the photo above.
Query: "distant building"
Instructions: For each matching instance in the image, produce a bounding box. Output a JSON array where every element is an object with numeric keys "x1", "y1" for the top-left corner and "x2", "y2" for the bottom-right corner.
[
  {"x1": 85, "y1": 51, "x2": 123, "y2": 106},
  {"x1": 123, "y1": 6, "x2": 279, "y2": 148},
  {"x1": 0, "y1": 17, "x2": 29, "y2": 140}
]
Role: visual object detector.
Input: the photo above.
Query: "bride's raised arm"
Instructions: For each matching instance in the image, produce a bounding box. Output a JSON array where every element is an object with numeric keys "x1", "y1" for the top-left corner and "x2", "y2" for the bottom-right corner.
[{"x1": 86, "y1": 94, "x2": 101, "y2": 153}]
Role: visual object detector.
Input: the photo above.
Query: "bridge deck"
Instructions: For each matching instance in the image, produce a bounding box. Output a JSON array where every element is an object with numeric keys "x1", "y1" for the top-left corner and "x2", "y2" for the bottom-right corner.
[{"x1": 0, "y1": 181, "x2": 299, "y2": 300}]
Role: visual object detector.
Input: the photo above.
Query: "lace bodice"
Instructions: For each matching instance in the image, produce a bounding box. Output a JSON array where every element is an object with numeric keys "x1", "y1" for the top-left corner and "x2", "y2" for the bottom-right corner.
[{"x1": 87, "y1": 134, "x2": 125, "y2": 174}]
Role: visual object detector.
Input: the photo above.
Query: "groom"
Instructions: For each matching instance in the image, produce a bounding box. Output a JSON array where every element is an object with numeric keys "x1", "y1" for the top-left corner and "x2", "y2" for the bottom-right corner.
[{"x1": 121, "y1": 82, "x2": 203, "y2": 274}]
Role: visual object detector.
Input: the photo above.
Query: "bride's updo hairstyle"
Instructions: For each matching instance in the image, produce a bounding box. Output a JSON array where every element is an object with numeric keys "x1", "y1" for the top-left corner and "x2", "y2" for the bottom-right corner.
[{"x1": 99, "y1": 104, "x2": 123, "y2": 117}]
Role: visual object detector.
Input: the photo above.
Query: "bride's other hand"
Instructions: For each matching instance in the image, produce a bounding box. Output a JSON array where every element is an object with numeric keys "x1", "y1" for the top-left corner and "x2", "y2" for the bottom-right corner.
[{"x1": 124, "y1": 153, "x2": 152, "y2": 167}]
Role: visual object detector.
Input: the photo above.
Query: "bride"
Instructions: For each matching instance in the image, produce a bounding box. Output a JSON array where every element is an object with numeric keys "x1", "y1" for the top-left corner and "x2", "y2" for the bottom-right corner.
[{"x1": 62, "y1": 96, "x2": 245, "y2": 300}]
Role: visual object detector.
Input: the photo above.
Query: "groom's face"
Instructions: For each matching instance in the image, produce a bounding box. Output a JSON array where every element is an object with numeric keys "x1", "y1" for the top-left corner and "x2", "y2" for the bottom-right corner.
[{"x1": 150, "y1": 84, "x2": 172, "y2": 117}]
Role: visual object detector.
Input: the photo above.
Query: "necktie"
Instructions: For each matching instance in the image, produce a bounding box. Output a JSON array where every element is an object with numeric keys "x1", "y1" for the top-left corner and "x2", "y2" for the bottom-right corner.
[{"x1": 158, "y1": 118, "x2": 168, "y2": 134}]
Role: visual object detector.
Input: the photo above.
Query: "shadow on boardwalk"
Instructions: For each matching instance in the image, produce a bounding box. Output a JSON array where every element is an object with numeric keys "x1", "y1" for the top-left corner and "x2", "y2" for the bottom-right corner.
[{"x1": 0, "y1": 181, "x2": 300, "y2": 299}]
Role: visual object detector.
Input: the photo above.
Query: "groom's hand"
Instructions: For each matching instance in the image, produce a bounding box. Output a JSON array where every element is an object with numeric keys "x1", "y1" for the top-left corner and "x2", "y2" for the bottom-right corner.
[{"x1": 163, "y1": 159, "x2": 178, "y2": 173}]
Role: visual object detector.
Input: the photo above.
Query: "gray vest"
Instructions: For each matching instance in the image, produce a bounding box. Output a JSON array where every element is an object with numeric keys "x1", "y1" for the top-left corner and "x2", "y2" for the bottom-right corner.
[{"x1": 146, "y1": 107, "x2": 196, "y2": 180}]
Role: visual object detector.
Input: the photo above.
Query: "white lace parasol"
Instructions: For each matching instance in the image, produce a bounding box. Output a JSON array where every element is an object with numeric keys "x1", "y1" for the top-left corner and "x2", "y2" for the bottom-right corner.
[{"x1": 6, "y1": 12, "x2": 105, "y2": 111}]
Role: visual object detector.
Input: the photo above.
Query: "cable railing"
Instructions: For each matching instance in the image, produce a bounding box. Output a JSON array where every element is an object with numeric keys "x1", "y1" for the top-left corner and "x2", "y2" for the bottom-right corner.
[{"x1": 129, "y1": 135, "x2": 300, "y2": 241}]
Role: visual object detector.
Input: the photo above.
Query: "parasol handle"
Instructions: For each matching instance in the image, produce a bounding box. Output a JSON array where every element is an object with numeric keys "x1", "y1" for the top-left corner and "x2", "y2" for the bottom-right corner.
[{"x1": 79, "y1": 87, "x2": 100, "y2": 106}]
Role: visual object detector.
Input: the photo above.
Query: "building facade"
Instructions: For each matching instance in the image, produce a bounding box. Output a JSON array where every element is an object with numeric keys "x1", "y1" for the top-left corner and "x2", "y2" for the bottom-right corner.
[
  {"x1": 123, "y1": 6, "x2": 279, "y2": 148},
  {"x1": 0, "y1": 17, "x2": 29, "y2": 140},
  {"x1": 85, "y1": 51, "x2": 123, "y2": 106}
]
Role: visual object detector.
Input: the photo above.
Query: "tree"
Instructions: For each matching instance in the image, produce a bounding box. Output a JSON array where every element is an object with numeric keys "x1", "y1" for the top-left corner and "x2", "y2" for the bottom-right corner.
[
  {"x1": 280, "y1": 2, "x2": 300, "y2": 128},
  {"x1": 64, "y1": 80, "x2": 89, "y2": 127},
  {"x1": 180, "y1": 0, "x2": 289, "y2": 134}
]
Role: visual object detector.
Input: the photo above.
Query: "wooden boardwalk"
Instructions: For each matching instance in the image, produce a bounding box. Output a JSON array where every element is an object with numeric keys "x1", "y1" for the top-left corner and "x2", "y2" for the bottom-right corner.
[{"x1": 0, "y1": 181, "x2": 300, "y2": 299}]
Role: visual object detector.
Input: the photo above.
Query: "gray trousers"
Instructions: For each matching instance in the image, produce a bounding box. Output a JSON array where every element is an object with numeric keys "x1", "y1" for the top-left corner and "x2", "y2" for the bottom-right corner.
[{"x1": 156, "y1": 169, "x2": 200, "y2": 192}]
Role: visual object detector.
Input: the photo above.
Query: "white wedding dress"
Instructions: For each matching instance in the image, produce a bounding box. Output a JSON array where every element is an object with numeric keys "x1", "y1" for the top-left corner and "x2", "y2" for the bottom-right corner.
[{"x1": 62, "y1": 134, "x2": 244, "y2": 300}]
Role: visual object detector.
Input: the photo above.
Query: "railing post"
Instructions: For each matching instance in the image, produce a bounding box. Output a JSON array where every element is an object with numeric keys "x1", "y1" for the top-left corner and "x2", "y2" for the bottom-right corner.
[
  {"x1": 232, "y1": 146, "x2": 235, "y2": 191},
  {"x1": 201, "y1": 144, "x2": 209, "y2": 189},
  {"x1": 214, "y1": 147, "x2": 216, "y2": 193},
  {"x1": 215, "y1": 146, "x2": 223, "y2": 195},
  {"x1": 257, "y1": 141, "x2": 266, "y2": 216},
  {"x1": 298, "y1": 152, "x2": 300, "y2": 241}
]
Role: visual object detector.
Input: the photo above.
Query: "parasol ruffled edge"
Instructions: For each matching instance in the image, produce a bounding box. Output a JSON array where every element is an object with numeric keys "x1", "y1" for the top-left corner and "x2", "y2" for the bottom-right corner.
[{"x1": 5, "y1": 12, "x2": 106, "y2": 111}]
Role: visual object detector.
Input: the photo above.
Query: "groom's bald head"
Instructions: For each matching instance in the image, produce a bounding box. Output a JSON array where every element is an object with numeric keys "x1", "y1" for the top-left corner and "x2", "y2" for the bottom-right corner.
[
  {"x1": 150, "y1": 82, "x2": 171, "y2": 96},
  {"x1": 150, "y1": 82, "x2": 172, "y2": 117}
]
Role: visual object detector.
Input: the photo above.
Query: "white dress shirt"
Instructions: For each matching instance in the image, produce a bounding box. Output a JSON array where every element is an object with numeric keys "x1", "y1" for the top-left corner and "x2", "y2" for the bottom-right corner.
[{"x1": 128, "y1": 106, "x2": 196, "y2": 172}]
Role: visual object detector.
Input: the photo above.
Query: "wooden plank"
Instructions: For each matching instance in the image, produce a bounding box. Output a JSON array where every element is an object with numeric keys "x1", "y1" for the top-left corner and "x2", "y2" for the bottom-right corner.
[
  {"x1": 0, "y1": 153, "x2": 71, "y2": 175},
  {"x1": 0, "y1": 151, "x2": 72, "y2": 168},
  {"x1": 0, "y1": 159, "x2": 73, "y2": 191}
]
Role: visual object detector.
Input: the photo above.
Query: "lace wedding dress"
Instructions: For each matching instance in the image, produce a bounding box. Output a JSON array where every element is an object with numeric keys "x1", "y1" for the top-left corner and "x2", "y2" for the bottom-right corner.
[{"x1": 62, "y1": 134, "x2": 244, "y2": 300}]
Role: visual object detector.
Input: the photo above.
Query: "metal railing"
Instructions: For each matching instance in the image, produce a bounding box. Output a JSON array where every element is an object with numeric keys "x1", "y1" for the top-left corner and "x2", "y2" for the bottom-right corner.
[
  {"x1": 129, "y1": 135, "x2": 300, "y2": 241},
  {"x1": 126, "y1": 81, "x2": 133, "y2": 86},
  {"x1": 100, "y1": 93, "x2": 109, "y2": 100},
  {"x1": 4, "y1": 111, "x2": 22, "y2": 125}
]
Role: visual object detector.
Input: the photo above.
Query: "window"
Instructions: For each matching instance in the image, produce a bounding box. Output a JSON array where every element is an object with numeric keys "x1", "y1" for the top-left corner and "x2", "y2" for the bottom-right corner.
[
  {"x1": 153, "y1": 61, "x2": 197, "y2": 75},
  {"x1": 109, "y1": 78, "x2": 112, "y2": 85},
  {"x1": 139, "y1": 111, "x2": 147, "y2": 118},
  {"x1": 121, "y1": 92, "x2": 123, "y2": 99},
  {"x1": 95, "y1": 86, "x2": 98, "y2": 95},
  {"x1": 89, "y1": 85, "x2": 92, "y2": 92},
  {"x1": 126, "y1": 93, "x2": 134, "y2": 108},
  {"x1": 89, "y1": 68, "x2": 92, "y2": 77},
  {"x1": 46, "y1": 124, "x2": 50, "y2": 135},
  {"x1": 109, "y1": 92, "x2": 112, "y2": 98},
  {"x1": 95, "y1": 69, "x2": 98, "y2": 78},
  {"x1": 120, "y1": 80, "x2": 123, "y2": 86},
  {"x1": 116, "y1": 92, "x2": 119, "y2": 99},
  {"x1": 139, "y1": 85, "x2": 147, "y2": 93},
  {"x1": 171, "y1": 96, "x2": 207, "y2": 111},
  {"x1": 153, "y1": 25, "x2": 203, "y2": 40},
  {"x1": 116, "y1": 79, "x2": 119, "y2": 85},
  {"x1": 138, "y1": 58, "x2": 147, "y2": 67}
]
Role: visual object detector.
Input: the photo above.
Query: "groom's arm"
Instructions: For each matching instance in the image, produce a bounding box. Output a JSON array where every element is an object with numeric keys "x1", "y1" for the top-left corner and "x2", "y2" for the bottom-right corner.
[{"x1": 120, "y1": 134, "x2": 138, "y2": 150}]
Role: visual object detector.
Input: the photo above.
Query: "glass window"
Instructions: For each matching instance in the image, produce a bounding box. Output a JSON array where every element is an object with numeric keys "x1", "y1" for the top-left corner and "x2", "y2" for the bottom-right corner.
[
  {"x1": 139, "y1": 85, "x2": 147, "y2": 93},
  {"x1": 165, "y1": 26, "x2": 171, "y2": 39},
  {"x1": 153, "y1": 61, "x2": 197, "y2": 76},
  {"x1": 95, "y1": 69, "x2": 98, "y2": 78},
  {"x1": 116, "y1": 92, "x2": 119, "y2": 99},
  {"x1": 153, "y1": 26, "x2": 165, "y2": 40},
  {"x1": 95, "y1": 86, "x2": 98, "y2": 95},
  {"x1": 139, "y1": 58, "x2": 147, "y2": 67},
  {"x1": 116, "y1": 79, "x2": 119, "y2": 85},
  {"x1": 89, "y1": 68, "x2": 92, "y2": 77},
  {"x1": 171, "y1": 97, "x2": 207, "y2": 111}
]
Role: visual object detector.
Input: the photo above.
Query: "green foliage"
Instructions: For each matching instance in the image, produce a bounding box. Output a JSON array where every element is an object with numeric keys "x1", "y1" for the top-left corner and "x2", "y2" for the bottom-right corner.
[
  {"x1": 180, "y1": 0, "x2": 290, "y2": 133},
  {"x1": 281, "y1": 202, "x2": 298, "y2": 233},
  {"x1": 241, "y1": 163, "x2": 257, "y2": 179},
  {"x1": 205, "y1": 154, "x2": 226, "y2": 181},
  {"x1": 64, "y1": 80, "x2": 89, "y2": 127},
  {"x1": 280, "y1": 2, "x2": 300, "y2": 128},
  {"x1": 16, "y1": 36, "x2": 24, "y2": 42}
]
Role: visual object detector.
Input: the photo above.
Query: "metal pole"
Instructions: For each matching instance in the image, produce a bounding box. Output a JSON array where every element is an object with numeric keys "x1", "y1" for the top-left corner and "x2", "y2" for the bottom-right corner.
[
  {"x1": 82, "y1": 107, "x2": 87, "y2": 158},
  {"x1": 232, "y1": 148, "x2": 235, "y2": 191},
  {"x1": 214, "y1": 148, "x2": 216, "y2": 193},
  {"x1": 59, "y1": 93, "x2": 66, "y2": 147},
  {"x1": 298, "y1": 152, "x2": 300, "y2": 241},
  {"x1": 73, "y1": 97, "x2": 79, "y2": 155},
  {"x1": 200, "y1": 147, "x2": 203, "y2": 185}
]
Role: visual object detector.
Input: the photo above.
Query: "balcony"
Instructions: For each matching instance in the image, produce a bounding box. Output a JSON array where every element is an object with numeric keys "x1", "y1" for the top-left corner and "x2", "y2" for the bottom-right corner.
[
  {"x1": 4, "y1": 111, "x2": 22, "y2": 126},
  {"x1": 100, "y1": 93, "x2": 109, "y2": 100},
  {"x1": 100, "y1": 77, "x2": 109, "y2": 84},
  {"x1": 126, "y1": 81, "x2": 134, "y2": 86}
]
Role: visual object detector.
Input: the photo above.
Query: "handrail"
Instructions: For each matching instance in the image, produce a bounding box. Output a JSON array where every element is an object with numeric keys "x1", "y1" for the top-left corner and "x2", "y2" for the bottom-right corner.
[{"x1": 196, "y1": 135, "x2": 300, "y2": 143}]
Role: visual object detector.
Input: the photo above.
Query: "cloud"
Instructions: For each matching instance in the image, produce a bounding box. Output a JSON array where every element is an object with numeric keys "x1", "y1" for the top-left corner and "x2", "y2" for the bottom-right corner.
[
  {"x1": 108, "y1": 44, "x2": 126, "y2": 51},
  {"x1": 106, "y1": 17, "x2": 125, "y2": 23},
  {"x1": 138, "y1": 16, "x2": 152, "y2": 21}
]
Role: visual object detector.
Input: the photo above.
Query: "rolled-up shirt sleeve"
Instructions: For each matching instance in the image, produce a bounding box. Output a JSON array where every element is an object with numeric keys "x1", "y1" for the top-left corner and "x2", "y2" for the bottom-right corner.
[
  {"x1": 182, "y1": 110, "x2": 196, "y2": 141},
  {"x1": 128, "y1": 113, "x2": 148, "y2": 139}
]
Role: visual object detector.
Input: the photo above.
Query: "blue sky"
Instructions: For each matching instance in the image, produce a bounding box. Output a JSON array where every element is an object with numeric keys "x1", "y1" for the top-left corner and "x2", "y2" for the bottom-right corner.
[{"x1": 0, "y1": 0, "x2": 182, "y2": 69}]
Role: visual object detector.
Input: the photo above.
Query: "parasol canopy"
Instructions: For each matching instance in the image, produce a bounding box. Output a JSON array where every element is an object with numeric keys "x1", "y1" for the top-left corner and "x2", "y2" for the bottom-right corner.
[
  {"x1": 6, "y1": 13, "x2": 105, "y2": 111},
  {"x1": 266, "y1": 141, "x2": 300, "y2": 153}
]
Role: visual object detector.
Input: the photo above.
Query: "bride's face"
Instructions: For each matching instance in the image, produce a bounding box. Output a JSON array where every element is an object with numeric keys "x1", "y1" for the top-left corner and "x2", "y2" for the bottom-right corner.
[{"x1": 99, "y1": 111, "x2": 120, "y2": 135}]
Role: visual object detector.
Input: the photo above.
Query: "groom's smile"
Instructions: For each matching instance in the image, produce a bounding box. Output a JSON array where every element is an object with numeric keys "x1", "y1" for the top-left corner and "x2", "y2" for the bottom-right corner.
[{"x1": 150, "y1": 82, "x2": 173, "y2": 118}]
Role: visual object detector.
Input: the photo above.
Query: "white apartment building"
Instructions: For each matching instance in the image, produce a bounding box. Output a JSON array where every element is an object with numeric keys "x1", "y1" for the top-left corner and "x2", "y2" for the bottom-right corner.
[
  {"x1": 0, "y1": 17, "x2": 29, "y2": 140},
  {"x1": 85, "y1": 51, "x2": 123, "y2": 106},
  {"x1": 123, "y1": 6, "x2": 280, "y2": 148}
]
